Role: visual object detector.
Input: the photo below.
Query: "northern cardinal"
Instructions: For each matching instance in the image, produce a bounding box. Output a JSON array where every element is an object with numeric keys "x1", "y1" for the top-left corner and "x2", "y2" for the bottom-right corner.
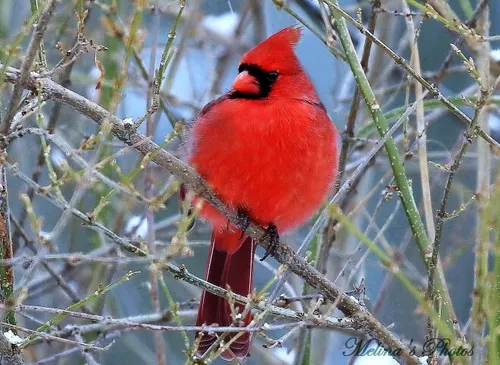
[{"x1": 184, "y1": 26, "x2": 338, "y2": 360}]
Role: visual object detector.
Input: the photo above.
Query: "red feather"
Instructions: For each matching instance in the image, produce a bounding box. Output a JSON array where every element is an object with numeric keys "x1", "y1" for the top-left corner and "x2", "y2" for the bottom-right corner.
[
  {"x1": 185, "y1": 26, "x2": 339, "y2": 360},
  {"x1": 195, "y1": 230, "x2": 255, "y2": 359}
]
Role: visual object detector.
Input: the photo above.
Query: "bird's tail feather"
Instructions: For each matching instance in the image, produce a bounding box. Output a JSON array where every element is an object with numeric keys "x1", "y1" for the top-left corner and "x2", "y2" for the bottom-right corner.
[{"x1": 195, "y1": 229, "x2": 255, "y2": 360}]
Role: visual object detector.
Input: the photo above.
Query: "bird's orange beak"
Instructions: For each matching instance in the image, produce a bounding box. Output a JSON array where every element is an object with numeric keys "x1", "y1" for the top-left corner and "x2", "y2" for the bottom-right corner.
[{"x1": 232, "y1": 71, "x2": 260, "y2": 96}]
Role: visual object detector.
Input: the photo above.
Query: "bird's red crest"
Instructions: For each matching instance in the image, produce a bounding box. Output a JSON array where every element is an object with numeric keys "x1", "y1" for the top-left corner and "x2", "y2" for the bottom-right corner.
[{"x1": 240, "y1": 26, "x2": 303, "y2": 74}]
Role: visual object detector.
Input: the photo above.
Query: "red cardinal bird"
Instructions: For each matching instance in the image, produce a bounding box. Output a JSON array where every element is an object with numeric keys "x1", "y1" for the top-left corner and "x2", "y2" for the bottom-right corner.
[{"x1": 184, "y1": 26, "x2": 338, "y2": 360}]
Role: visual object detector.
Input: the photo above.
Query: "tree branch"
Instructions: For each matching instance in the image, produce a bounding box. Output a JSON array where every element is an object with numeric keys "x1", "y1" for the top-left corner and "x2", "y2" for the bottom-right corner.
[{"x1": 1, "y1": 64, "x2": 419, "y2": 364}]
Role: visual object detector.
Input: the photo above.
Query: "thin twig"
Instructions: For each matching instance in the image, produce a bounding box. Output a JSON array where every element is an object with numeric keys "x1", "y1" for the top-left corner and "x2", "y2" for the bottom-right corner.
[
  {"x1": 426, "y1": 47, "x2": 498, "y2": 365},
  {"x1": 145, "y1": 3, "x2": 166, "y2": 364},
  {"x1": 10, "y1": 216, "x2": 94, "y2": 314},
  {"x1": 401, "y1": 0, "x2": 435, "y2": 241},
  {"x1": 316, "y1": 0, "x2": 382, "y2": 277},
  {"x1": 2, "y1": 0, "x2": 60, "y2": 134},
  {"x1": 0, "y1": 166, "x2": 15, "y2": 327},
  {"x1": 74, "y1": 331, "x2": 101, "y2": 365},
  {"x1": 11, "y1": 0, "x2": 95, "y2": 248},
  {"x1": 323, "y1": 0, "x2": 499, "y2": 149},
  {"x1": 471, "y1": 5, "x2": 491, "y2": 365}
]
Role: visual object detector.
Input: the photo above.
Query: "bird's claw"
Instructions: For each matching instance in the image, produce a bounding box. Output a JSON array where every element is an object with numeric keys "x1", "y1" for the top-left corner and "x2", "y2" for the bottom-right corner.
[
  {"x1": 236, "y1": 207, "x2": 251, "y2": 239},
  {"x1": 260, "y1": 223, "x2": 279, "y2": 261}
]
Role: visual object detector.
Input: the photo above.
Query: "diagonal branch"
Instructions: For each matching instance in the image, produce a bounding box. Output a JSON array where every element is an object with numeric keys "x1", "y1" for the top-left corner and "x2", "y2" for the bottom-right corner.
[{"x1": 0, "y1": 64, "x2": 420, "y2": 365}]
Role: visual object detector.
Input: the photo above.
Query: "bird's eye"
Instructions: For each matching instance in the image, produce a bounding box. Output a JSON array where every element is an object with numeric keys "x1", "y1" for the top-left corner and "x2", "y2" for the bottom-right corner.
[
  {"x1": 267, "y1": 71, "x2": 279, "y2": 81},
  {"x1": 238, "y1": 65, "x2": 244, "y2": 73}
]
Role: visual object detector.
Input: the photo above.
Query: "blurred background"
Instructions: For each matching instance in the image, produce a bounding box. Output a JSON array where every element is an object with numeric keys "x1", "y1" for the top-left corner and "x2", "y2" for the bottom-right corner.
[{"x1": 0, "y1": 0, "x2": 499, "y2": 364}]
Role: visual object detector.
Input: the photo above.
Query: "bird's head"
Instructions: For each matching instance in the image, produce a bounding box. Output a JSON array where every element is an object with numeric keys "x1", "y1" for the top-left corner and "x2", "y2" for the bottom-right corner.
[{"x1": 230, "y1": 26, "x2": 313, "y2": 100}]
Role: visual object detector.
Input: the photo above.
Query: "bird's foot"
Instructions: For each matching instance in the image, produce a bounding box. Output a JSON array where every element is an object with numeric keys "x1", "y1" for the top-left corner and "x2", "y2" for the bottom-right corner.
[
  {"x1": 260, "y1": 223, "x2": 279, "y2": 261},
  {"x1": 236, "y1": 207, "x2": 251, "y2": 239}
]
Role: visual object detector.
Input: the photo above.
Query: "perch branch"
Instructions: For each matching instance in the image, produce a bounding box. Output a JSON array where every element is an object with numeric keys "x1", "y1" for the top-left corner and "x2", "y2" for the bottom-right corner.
[{"x1": 1, "y1": 64, "x2": 420, "y2": 365}]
